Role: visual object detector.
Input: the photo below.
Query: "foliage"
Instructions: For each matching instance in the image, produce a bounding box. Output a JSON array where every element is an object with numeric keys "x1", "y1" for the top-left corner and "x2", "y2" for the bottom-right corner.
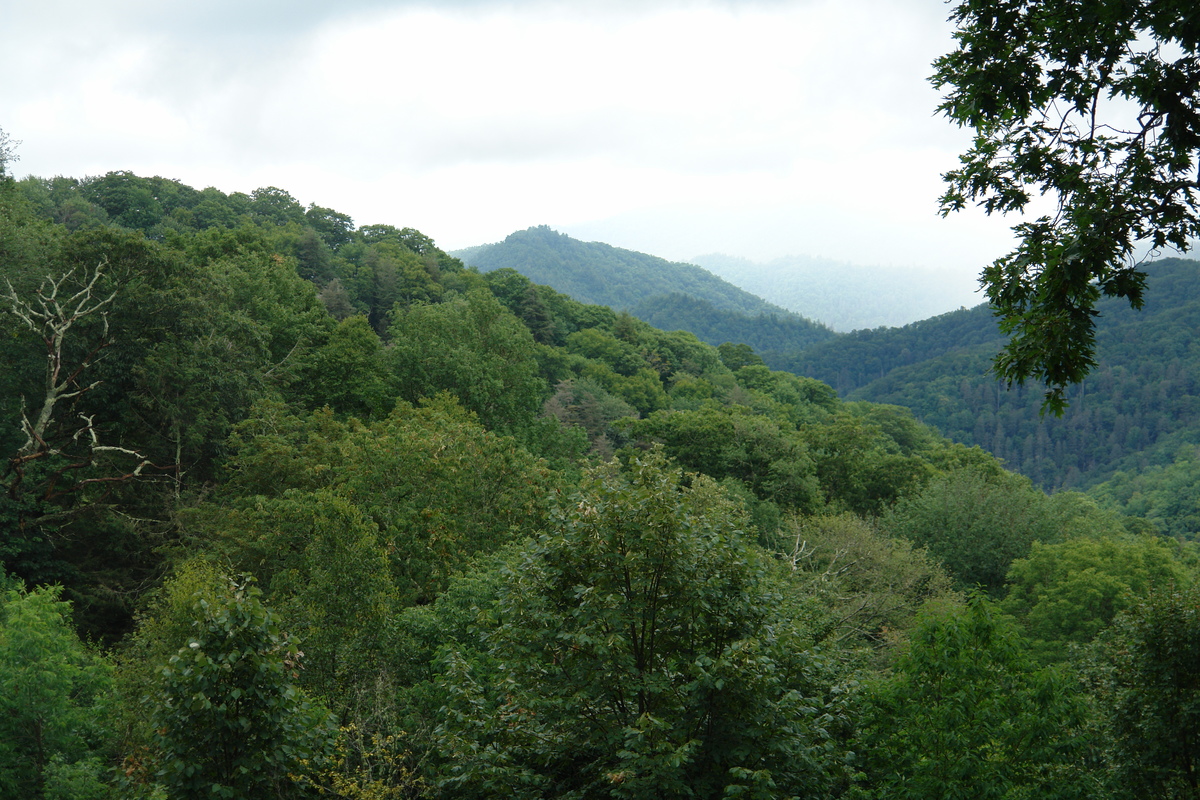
[
  {"x1": 1090, "y1": 446, "x2": 1200, "y2": 539},
  {"x1": 111, "y1": 558, "x2": 230, "y2": 759},
  {"x1": 433, "y1": 452, "x2": 851, "y2": 799},
  {"x1": 458, "y1": 225, "x2": 797, "y2": 318},
  {"x1": 621, "y1": 404, "x2": 822, "y2": 513},
  {"x1": 387, "y1": 290, "x2": 547, "y2": 432},
  {"x1": 800, "y1": 411, "x2": 933, "y2": 516},
  {"x1": 541, "y1": 377, "x2": 638, "y2": 458},
  {"x1": 771, "y1": 303, "x2": 1001, "y2": 397},
  {"x1": 313, "y1": 723, "x2": 427, "y2": 800},
  {"x1": 215, "y1": 396, "x2": 557, "y2": 607},
  {"x1": 881, "y1": 466, "x2": 1058, "y2": 592},
  {"x1": 727, "y1": 364, "x2": 840, "y2": 431},
  {"x1": 0, "y1": 578, "x2": 113, "y2": 799},
  {"x1": 293, "y1": 314, "x2": 391, "y2": 419},
  {"x1": 149, "y1": 575, "x2": 337, "y2": 800},
  {"x1": 8, "y1": 163, "x2": 1193, "y2": 797},
  {"x1": 631, "y1": 292, "x2": 835, "y2": 355},
  {"x1": 0, "y1": 127, "x2": 16, "y2": 177},
  {"x1": 1003, "y1": 533, "x2": 1194, "y2": 662},
  {"x1": 933, "y1": 0, "x2": 1200, "y2": 412},
  {"x1": 718, "y1": 342, "x2": 765, "y2": 371},
  {"x1": 1092, "y1": 585, "x2": 1200, "y2": 799},
  {"x1": 775, "y1": 513, "x2": 957, "y2": 656},
  {"x1": 205, "y1": 490, "x2": 398, "y2": 711},
  {"x1": 853, "y1": 596, "x2": 1096, "y2": 799}
]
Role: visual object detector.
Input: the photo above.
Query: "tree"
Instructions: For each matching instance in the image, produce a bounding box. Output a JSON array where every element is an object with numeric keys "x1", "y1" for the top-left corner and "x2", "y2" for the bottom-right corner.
[
  {"x1": 622, "y1": 405, "x2": 821, "y2": 513},
  {"x1": 0, "y1": 126, "x2": 18, "y2": 178},
  {"x1": 1092, "y1": 585, "x2": 1200, "y2": 799},
  {"x1": 304, "y1": 204, "x2": 355, "y2": 251},
  {"x1": 933, "y1": 1, "x2": 1200, "y2": 413},
  {"x1": 387, "y1": 290, "x2": 547, "y2": 432},
  {"x1": 0, "y1": 578, "x2": 113, "y2": 799},
  {"x1": 433, "y1": 452, "x2": 850, "y2": 799},
  {"x1": 150, "y1": 575, "x2": 336, "y2": 800},
  {"x1": 882, "y1": 466, "x2": 1057, "y2": 592},
  {"x1": 214, "y1": 396, "x2": 557, "y2": 608},
  {"x1": 2, "y1": 264, "x2": 171, "y2": 530},
  {"x1": 776, "y1": 513, "x2": 956, "y2": 654},
  {"x1": 1002, "y1": 534, "x2": 1193, "y2": 662},
  {"x1": 854, "y1": 596, "x2": 1096, "y2": 799},
  {"x1": 81, "y1": 172, "x2": 165, "y2": 231},
  {"x1": 5, "y1": 266, "x2": 115, "y2": 451}
]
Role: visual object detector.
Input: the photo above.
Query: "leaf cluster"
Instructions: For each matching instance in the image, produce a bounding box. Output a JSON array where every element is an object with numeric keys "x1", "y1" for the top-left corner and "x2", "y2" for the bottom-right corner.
[{"x1": 933, "y1": 0, "x2": 1200, "y2": 412}]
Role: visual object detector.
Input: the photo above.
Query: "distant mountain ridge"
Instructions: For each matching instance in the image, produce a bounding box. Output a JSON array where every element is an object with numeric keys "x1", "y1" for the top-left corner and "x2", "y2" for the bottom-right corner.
[
  {"x1": 454, "y1": 226, "x2": 837, "y2": 354},
  {"x1": 779, "y1": 257, "x2": 1200, "y2": 492},
  {"x1": 691, "y1": 252, "x2": 982, "y2": 331}
]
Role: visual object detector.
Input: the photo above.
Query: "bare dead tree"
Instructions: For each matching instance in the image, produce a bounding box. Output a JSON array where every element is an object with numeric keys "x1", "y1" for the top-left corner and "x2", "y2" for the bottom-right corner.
[
  {"x1": 3, "y1": 264, "x2": 174, "y2": 508},
  {"x1": 6, "y1": 265, "x2": 116, "y2": 454}
]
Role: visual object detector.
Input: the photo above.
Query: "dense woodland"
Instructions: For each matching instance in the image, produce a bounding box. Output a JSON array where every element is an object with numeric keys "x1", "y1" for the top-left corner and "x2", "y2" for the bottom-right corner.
[
  {"x1": 773, "y1": 259, "x2": 1200, "y2": 537},
  {"x1": 4, "y1": 169, "x2": 1200, "y2": 799},
  {"x1": 453, "y1": 226, "x2": 1200, "y2": 541}
]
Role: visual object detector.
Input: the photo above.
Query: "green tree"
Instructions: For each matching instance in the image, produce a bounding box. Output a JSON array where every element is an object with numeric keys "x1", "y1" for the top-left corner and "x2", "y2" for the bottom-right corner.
[
  {"x1": 777, "y1": 513, "x2": 956, "y2": 655},
  {"x1": 622, "y1": 404, "x2": 821, "y2": 513},
  {"x1": 882, "y1": 466, "x2": 1056, "y2": 592},
  {"x1": 304, "y1": 204, "x2": 355, "y2": 251},
  {"x1": 0, "y1": 126, "x2": 18, "y2": 178},
  {"x1": 0, "y1": 578, "x2": 113, "y2": 799},
  {"x1": 801, "y1": 413, "x2": 931, "y2": 516},
  {"x1": 387, "y1": 290, "x2": 546, "y2": 432},
  {"x1": 81, "y1": 172, "x2": 165, "y2": 230},
  {"x1": 1092, "y1": 585, "x2": 1200, "y2": 799},
  {"x1": 433, "y1": 452, "x2": 849, "y2": 799},
  {"x1": 933, "y1": 1, "x2": 1200, "y2": 412},
  {"x1": 151, "y1": 575, "x2": 336, "y2": 800},
  {"x1": 1003, "y1": 534, "x2": 1194, "y2": 662},
  {"x1": 249, "y1": 186, "x2": 306, "y2": 227},
  {"x1": 215, "y1": 396, "x2": 557, "y2": 607},
  {"x1": 854, "y1": 596, "x2": 1096, "y2": 799},
  {"x1": 293, "y1": 314, "x2": 391, "y2": 419}
]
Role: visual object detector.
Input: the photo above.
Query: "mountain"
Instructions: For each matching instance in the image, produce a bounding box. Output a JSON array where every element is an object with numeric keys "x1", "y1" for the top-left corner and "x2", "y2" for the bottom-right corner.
[
  {"x1": 769, "y1": 303, "x2": 1002, "y2": 395},
  {"x1": 779, "y1": 257, "x2": 1200, "y2": 493},
  {"x1": 691, "y1": 252, "x2": 982, "y2": 331},
  {"x1": 454, "y1": 226, "x2": 837, "y2": 354}
]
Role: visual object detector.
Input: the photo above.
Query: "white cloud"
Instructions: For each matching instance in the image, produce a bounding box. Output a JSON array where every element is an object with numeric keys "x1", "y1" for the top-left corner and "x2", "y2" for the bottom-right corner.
[{"x1": 2, "y1": 0, "x2": 1012, "y2": 282}]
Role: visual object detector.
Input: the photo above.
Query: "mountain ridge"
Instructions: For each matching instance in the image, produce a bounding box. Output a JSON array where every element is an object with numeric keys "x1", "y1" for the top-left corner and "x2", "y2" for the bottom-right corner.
[{"x1": 453, "y1": 225, "x2": 838, "y2": 354}]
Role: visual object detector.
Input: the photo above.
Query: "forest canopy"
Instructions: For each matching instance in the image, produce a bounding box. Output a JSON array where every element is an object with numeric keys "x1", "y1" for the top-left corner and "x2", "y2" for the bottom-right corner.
[{"x1": 1, "y1": 152, "x2": 1198, "y2": 798}]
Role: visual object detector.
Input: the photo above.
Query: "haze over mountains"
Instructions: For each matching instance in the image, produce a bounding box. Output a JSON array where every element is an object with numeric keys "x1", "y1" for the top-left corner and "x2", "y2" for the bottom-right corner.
[
  {"x1": 691, "y1": 253, "x2": 983, "y2": 331},
  {"x1": 458, "y1": 226, "x2": 983, "y2": 333}
]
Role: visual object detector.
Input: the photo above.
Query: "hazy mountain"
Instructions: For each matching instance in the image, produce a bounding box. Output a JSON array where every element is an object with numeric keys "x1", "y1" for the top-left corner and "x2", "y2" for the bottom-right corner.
[
  {"x1": 780, "y1": 257, "x2": 1200, "y2": 492},
  {"x1": 455, "y1": 226, "x2": 837, "y2": 353},
  {"x1": 691, "y1": 252, "x2": 982, "y2": 331}
]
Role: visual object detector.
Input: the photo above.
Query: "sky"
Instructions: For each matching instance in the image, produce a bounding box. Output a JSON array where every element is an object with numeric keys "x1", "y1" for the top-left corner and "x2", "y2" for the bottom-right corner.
[{"x1": 4, "y1": 0, "x2": 1014, "y2": 300}]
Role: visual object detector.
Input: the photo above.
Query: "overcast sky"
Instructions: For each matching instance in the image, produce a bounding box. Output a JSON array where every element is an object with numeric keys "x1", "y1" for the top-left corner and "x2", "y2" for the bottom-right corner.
[{"x1": 4, "y1": 0, "x2": 1012, "y2": 294}]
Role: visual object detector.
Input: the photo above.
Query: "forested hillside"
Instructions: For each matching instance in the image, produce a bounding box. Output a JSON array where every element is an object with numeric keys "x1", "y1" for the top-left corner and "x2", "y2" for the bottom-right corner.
[
  {"x1": 777, "y1": 258, "x2": 1200, "y2": 501},
  {"x1": 456, "y1": 225, "x2": 837, "y2": 354},
  {"x1": 771, "y1": 302, "x2": 1003, "y2": 394},
  {"x1": 4, "y1": 168, "x2": 1199, "y2": 799}
]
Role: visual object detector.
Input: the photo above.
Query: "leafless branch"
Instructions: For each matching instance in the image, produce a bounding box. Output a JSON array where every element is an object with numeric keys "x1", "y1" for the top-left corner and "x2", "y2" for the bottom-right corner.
[{"x1": 4, "y1": 263, "x2": 117, "y2": 457}]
